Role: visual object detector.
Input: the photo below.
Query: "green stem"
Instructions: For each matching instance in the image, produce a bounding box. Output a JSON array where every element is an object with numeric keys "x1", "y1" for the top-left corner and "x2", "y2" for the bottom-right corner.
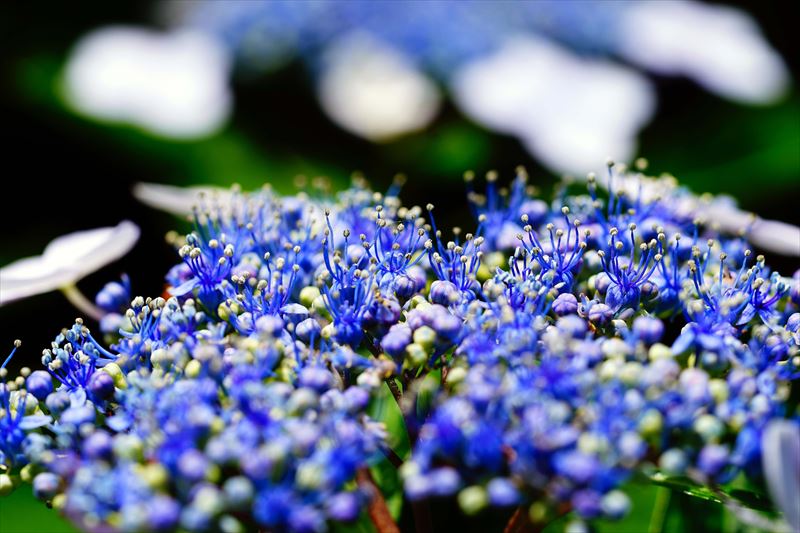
[{"x1": 60, "y1": 284, "x2": 104, "y2": 322}]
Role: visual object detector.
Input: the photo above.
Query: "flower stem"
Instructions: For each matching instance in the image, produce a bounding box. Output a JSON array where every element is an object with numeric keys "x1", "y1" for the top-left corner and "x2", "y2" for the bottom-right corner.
[
  {"x1": 505, "y1": 506, "x2": 536, "y2": 533},
  {"x1": 357, "y1": 469, "x2": 400, "y2": 533},
  {"x1": 362, "y1": 333, "x2": 403, "y2": 403},
  {"x1": 385, "y1": 378, "x2": 403, "y2": 404},
  {"x1": 60, "y1": 284, "x2": 104, "y2": 322}
]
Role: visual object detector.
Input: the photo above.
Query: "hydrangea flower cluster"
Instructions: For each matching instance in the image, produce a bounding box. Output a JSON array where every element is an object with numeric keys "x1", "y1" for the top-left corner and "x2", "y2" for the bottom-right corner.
[{"x1": 1, "y1": 162, "x2": 798, "y2": 532}]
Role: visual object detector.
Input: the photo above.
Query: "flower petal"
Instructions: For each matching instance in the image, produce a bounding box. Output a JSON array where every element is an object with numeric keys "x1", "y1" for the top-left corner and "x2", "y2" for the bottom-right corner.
[
  {"x1": 618, "y1": 1, "x2": 788, "y2": 103},
  {"x1": 671, "y1": 330, "x2": 694, "y2": 354},
  {"x1": 19, "y1": 414, "x2": 52, "y2": 430},
  {"x1": 0, "y1": 257, "x2": 82, "y2": 304},
  {"x1": 762, "y1": 420, "x2": 800, "y2": 532},
  {"x1": 3, "y1": 222, "x2": 141, "y2": 305},
  {"x1": 317, "y1": 32, "x2": 441, "y2": 141},
  {"x1": 747, "y1": 219, "x2": 800, "y2": 258},
  {"x1": 451, "y1": 36, "x2": 654, "y2": 176},
  {"x1": 169, "y1": 276, "x2": 200, "y2": 297},
  {"x1": 64, "y1": 26, "x2": 232, "y2": 138},
  {"x1": 48, "y1": 220, "x2": 140, "y2": 279},
  {"x1": 704, "y1": 202, "x2": 800, "y2": 257},
  {"x1": 133, "y1": 182, "x2": 231, "y2": 216}
]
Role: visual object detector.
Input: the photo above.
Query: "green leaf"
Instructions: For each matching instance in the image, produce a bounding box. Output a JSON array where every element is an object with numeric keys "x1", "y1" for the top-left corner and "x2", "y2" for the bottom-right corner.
[
  {"x1": 648, "y1": 472, "x2": 777, "y2": 515},
  {"x1": 415, "y1": 368, "x2": 441, "y2": 421},
  {"x1": 370, "y1": 457, "x2": 404, "y2": 521},
  {"x1": 367, "y1": 382, "x2": 411, "y2": 459},
  {"x1": 726, "y1": 488, "x2": 774, "y2": 513},
  {"x1": 0, "y1": 486, "x2": 78, "y2": 533},
  {"x1": 648, "y1": 474, "x2": 723, "y2": 504},
  {"x1": 330, "y1": 512, "x2": 376, "y2": 533},
  {"x1": 366, "y1": 382, "x2": 411, "y2": 521},
  {"x1": 591, "y1": 481, "x2": 662, "y2": 533},
  {"x1": 662, "y1": 489, "x2": 725, "y2": 533}
]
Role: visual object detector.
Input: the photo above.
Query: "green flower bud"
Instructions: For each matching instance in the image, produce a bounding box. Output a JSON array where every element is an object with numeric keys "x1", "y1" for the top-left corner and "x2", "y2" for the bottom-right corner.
[
  {"x1": 413, "y1": 326, "x2": 436, "y2": 350},
  {"x1": 458, "y1": 486, "x2": 488, "y2": 515},
  {"x1": 287, "y1": 388, "x2": 319, "y2": 415},
  {"x1": 137, "y1": 463, "x2": 168, "y2": 490},
  {"x1": 0, "y1": 474, "x2": 15, "y2": 496},
  {"x1": 113, "y1": 434, "x2": 144, "y2": 461},
  {"x1": 300, "y1": 286, "x2": 321, "y2": 307},
  {"x1": 194, "y1": 485, "x2": 225, "y2": 516},
  {"x1": 445, "y1": 366, "x2": 467, "y2": 386},
  {"x1": 638, "y1": 409, "x2": 663, "y2": 437},
  {"x1": 405, "y1": 343, "x2": 427, "y2": 368},
  {"x1": 321, "y1": 323, "x2": 335, "y2": 340},
  {"x1": 102, "y1": 362, "x2": 127, "y2": 389},
  {"x1": 20, "y1": 463, "x2": 39, "y2": 483},
  {"x1": 185, "y1": 359, "x2": 202, "y2": 378},
  {"x1": 709, "y1": 379, "x2": 729, "y2": 403},
  {"x1": 406, "y1": 296, "x2": 429, "y2": 311},
  {"x1": 219, "y1": 515, "x2": 245, "y2": 533},
  {"x1": 648, "y1": 343, "x2": 673, "y2": 361},
  {"x1": 296, "y1": 462, "x2": 325, "y2": 490},
  {"x1": 619, "y1": 362, "x2": 642, "y2": 386},
  {"x1": 694, "y1": 414, "x2": 724, "y2": 442},
  {"x1": 51, "y1": 493, "x2": 66, "y2": 511}
]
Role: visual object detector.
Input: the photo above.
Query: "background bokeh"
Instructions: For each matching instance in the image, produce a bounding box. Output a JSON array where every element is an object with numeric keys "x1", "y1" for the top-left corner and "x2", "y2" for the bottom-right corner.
[{"x1": 0, "y1": 1, "x2": 798, "y2": 532}]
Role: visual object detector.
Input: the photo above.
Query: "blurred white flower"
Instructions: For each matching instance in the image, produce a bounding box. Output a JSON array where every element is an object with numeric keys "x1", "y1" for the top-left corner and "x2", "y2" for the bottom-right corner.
[
  {"x1": 702, "y1": 201, "x2": 800, "y2": 257},
  {"x1": 133, "y1": 182, "x2": 231, "y2": 217},
  {"x1": 0, "y1": 221, "x2": 140, "y2": 319},
  {"x1": 601, "y1": 168, "x2": 800, "y2": 256},
  {"x1": 157, "y1": 1, "x2": 788, "y2": 170},
  {"x1": 762, "y1": 420, "x2": 800, "y2": 532},
  {"x1": 64, "y1": 26, "x2": 232, "y2": 139},
  {"x1": 452, "y1": 36, "x2": 655, "y2": 176},
  {"x1": 317, "y1": 33, "x2": 441, "y2": 141},
  {"x1": 743, "y1": 219, "x2": 800, "y2": 257},
  {"x1": 619, "y1": 1, "x2": 788, "y2": 104}
]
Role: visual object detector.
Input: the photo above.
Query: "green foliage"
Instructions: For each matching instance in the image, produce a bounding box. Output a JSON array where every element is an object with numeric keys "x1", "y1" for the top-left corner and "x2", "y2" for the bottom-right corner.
[
  {"x1": 331, "y1": 513, "x2": 377, "y2": 533},
  {"x1": 367, "y1": 382, "x2": 412, "y2": 520},
  {"x1": 0, "y1": 485, "x2": 78, "y2": 533},
  {"x1": 15, "y1": 54, "x2": 348, "y2": 193}
]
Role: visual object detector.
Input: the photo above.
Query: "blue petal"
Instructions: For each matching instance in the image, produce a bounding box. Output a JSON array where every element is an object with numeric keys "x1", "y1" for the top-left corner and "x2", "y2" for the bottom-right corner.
[
  {"x1": 736, "y1": 305, "x2": 756, "y2": 326},
  {"x1": 698, "y1": 333, "x2": 723, "y2": 350},
  {"x1": 671, "y1": 331, "x2": 694, "y2": 354},
  {"x1": 170, "y1": 276, "x2": 200, "y2": 297},
  {"x1": 19, "y1": 414, "x2": 52, "y2": 430},
  {"x1": 69, "y1": 388, "x2": 87, "y2": 407},
  {"x1": 107, "y1": 414, "x2": 132, "y2": 431}
]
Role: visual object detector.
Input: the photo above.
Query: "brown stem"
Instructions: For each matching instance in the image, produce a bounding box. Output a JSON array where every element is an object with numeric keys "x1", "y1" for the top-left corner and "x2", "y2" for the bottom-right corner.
[
  {"x1": 505, "y1": 502, "x2": 571, "y2": 533},
  {"x1": 362, "y1": 333, "x2": 403, "y2": 403},
  {"x1": 385, "y1": 377, "x2": 403, "y2": 403},
  {"x1": 504, "y1": 506, "x2": 535, "y2": 533},
  {"x1": 363, "y1": 333, "x2": 383, "y2": 358},
  {"x1": 357, "y1": 469, "x2": 400, "y2": 533}
]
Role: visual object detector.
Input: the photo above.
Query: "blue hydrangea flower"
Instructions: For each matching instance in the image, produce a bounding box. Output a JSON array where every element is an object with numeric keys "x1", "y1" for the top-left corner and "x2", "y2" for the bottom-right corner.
[{"x1": 3, "y1": 165, "x2": 798, "y2": 532}]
